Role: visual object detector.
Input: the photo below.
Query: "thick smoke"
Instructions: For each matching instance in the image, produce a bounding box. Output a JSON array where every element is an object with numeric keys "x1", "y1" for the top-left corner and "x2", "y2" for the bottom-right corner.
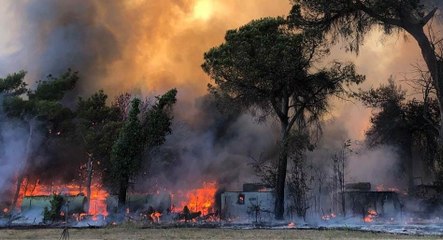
[
  {"x1": 0, "y1": 108, "x2": 44, "y2": 204},
  {"x1": 0, "y1": 0, "x2": 441, "y2": 199}
]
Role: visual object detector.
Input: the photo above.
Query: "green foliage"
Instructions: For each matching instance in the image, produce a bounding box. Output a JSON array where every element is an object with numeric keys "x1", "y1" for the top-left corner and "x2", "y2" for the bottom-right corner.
[
  {"x1": 109, "y1": 89, "x2": 177, "y2": 207},
  {"x1": 203, "y1": 17, "x2": 363, "y2": 219},
  {"x1": 76, "y1": 90, "x2": 122, "y2": 163},
  {"x1": 110, "y1": 98, "x2": 143, "y2": 183},
  {"x1": 0, "y1": 71, "x2": 28, "y2": 96},
  {"x1": 29, "y1": 69, "x2": 78, "y2": 101},
  {"x1": 43, "y1": 194, "x2": 64, "y2": 222},
  {"x1": 142, "y1": 88, "x2": 177, "y2": 147},
  {"x1": 203, "y1": 17, "x2": 363, "y2": 125}
]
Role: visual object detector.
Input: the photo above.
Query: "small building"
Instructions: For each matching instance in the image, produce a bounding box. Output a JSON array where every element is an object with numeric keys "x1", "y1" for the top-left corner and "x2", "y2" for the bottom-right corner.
[
  {"x1": 106, "y1": 192, "x2": 171, "y2": 213},
  {"x1": 343, "y1": 182, "x2": 401, "y2": 218},
  {"x1": 220, "y1": 183, "x2": 275, "y2": 222}
]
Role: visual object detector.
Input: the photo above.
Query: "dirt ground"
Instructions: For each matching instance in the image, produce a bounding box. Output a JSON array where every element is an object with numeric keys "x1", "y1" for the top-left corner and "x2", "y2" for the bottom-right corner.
[{"x1": 0, "y1": 227, "x2": 442, "y2": 240}]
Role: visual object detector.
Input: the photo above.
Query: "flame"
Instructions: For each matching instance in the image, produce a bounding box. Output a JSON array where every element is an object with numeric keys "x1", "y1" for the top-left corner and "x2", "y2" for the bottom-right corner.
[
  {"x1": 174, "y1": 181, "x2": 217, "y2": 215},
  {"x1": 2, "y1": 208, "x2": 8, "y2": 213},
  {"x1": 321, "y1": 213, "x2": 337, "y2": 221},
  {"x1": 288, "y1": 222, "x2": 296, "y2": 228},
  {"x1": 364, "y1": 209, "x2": 378, "y2": 223},
  {"x1": 17, "y1": 179, "x2": 108, "y2": 218},
  {"x1": 150, "y1": 211, "x2": 162, "y2": 223},
  {"x1": 375, "y1": 184, "x2": 408, "y2": 195}
]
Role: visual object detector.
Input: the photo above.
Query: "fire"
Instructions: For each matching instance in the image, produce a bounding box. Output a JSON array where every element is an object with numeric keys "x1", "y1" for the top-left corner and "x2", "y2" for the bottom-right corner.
[
  {"x1": 364, "y1": 209, "x2": 378, "y2": 223},
  {"x1": 174, "y1": 181, "x2": 217, "y2": 215},
  {"x1": 17, "y1": 179, "x2": 108, "y2": 218},
  {"x1": 150, "y1": 211, "x2": 162, "y2": 223},
  {"x1": 321, "y1": 213, "x2": 337, "y2": 221},
  {"x1": 2, "y1": 208, "x2": 8, "y2": 213},
  {"x1": 375, "y1": 184, "x2": 407, "y2": 195},
  {"x1": 88, "y1": 184, "x2": 109, "y2": 218}
]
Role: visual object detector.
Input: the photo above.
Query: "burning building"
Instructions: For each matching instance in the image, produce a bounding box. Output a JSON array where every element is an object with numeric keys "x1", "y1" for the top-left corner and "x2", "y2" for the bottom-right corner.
[{"x1": 342, "y1": 182, "x2": 402, "y2": 221}]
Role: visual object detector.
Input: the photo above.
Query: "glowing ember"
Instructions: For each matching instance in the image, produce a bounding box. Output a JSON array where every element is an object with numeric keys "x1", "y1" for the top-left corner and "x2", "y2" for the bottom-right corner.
[
  {"x1": 321, "y1": 213, "x2": 337, "y2": 221},
  {"x1": 364, "y1": 209, "x2": 378, "y2": 223},
  {"x1": 174, "y1": 181, "x2": 217, "y2": 215},
  {"x1": 375, "y1": 184, "x2": 407, "y2": 195},
  {"x1": 150, "y1": 211, "x2": 162, "y2": 223},
  {"x1": 17, "y1": 179, "x2": 108, "y2": 218}
]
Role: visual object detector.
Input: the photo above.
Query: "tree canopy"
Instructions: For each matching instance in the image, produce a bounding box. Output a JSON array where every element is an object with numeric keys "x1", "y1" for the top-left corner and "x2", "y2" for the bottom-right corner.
[{"x1": 202, "y1": 17, "x2": 364, "y2": 219}]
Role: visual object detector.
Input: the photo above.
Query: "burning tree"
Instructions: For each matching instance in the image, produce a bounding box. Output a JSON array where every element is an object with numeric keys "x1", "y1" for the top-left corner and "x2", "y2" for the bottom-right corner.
[
  {"x1": 109, "y1": 89, "x2": 177, "y2": 210},
  {"x1": 0, "y1": 70, "x2": 78, "y2": 210},
  {"x1": 76, "y1": 90, "x2": 123, "y2": 211},
  {"x1": 202, "y1": 17, "x2": 364, "y2": 219}
]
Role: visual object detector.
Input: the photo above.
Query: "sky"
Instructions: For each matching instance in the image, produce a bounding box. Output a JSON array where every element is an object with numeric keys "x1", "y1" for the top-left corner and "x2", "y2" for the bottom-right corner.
[{"x1": 0, "y1": 0, "x2": 430, "y2": 140}]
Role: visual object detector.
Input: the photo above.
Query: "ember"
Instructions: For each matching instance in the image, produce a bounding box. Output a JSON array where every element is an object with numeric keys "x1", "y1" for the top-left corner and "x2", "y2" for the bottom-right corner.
[
  {"x1": 150, "y1": 211, "x2": 162, "y2": 223},
  {"x1": 364, "y1": 209, "x2": 378, "y2": 223},
  {"x1": 321, "y1": 213, "x2": 337, "y2": 221}
]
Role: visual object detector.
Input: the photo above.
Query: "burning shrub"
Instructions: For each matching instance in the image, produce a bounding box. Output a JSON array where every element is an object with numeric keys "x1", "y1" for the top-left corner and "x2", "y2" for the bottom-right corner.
[{"x1": 43, "y1": 194, "x2": 64, "y2": 222}]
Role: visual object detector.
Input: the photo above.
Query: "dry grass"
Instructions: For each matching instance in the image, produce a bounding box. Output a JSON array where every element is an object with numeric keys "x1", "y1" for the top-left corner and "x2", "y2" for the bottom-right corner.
[{"x1": 0, "y1": 227, "x2": 441, "y2": 240}]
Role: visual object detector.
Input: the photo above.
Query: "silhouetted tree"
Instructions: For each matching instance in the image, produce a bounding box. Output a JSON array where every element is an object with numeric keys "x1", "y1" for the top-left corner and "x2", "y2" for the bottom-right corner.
[
  {"x1": 202, "y1": 17, "x2": 364, "y2": 219},
  {"x1": 290, "y1": 0, "x2": 443, "y2": 173}
]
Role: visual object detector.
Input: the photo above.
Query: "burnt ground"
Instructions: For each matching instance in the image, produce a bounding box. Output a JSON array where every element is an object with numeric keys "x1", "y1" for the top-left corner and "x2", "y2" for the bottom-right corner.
[{"x1": 0, "y1": 226, "x2": 442, "y2": 240}]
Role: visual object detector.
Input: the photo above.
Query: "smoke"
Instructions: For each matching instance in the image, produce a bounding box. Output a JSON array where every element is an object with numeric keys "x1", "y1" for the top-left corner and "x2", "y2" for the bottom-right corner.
[
  {"x1": 137, "y1": 95, "x2": 280, "y2": 192},
  {"x1": 0, "y1": 109, "x2": 44, "y2": 204},
  {"x1": 347, "y1": 145, "x2": 403, "y2": 188},
  {"x1": 0, "y1": 120, "x2": 28, "y2": 199},
  {"x1": 0, "y1": 0, "x2": 441, "y2": 200}
]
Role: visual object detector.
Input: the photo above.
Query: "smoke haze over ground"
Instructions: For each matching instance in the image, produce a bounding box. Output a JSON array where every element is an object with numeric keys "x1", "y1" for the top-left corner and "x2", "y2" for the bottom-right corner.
[{"x1": 0, "y1": 0, "x2": 442, "y2": 192}]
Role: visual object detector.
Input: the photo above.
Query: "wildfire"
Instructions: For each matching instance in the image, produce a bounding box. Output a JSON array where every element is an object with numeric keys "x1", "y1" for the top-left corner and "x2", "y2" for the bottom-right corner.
[
  {"x1": 17, "y1": 180, "x2": 108, "y2": 218},
  {"x1": 174, "y1": 181, "x2": 217, "y2": 215},
  {"x1": 364, "y1": 209, "x2": 378, "y2": 223}
]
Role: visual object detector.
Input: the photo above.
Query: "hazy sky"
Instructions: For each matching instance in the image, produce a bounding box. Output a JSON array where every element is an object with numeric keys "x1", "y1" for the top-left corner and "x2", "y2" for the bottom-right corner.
[{"x1": 0, "y1": 0, "x2": 428, "y2": 140}]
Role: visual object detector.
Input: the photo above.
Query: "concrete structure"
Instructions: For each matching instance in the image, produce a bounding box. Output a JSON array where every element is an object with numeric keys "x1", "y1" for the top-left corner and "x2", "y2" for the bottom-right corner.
[{"x1": 220, "y1": 183, "x2": 275, "y2": 222}]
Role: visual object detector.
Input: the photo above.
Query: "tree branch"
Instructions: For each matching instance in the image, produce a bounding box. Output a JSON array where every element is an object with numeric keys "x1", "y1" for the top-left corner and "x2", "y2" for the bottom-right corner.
[
  {"x1": 355, "y1": 0, "x2": 403, "y2": 27},
  {"x1": 421, "y1": 7, "x2": 438, "y2": 26}
]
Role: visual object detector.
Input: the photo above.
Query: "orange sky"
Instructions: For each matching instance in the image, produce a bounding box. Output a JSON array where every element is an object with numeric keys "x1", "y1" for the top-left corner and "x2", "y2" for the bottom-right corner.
[{"x1": 0, "y1": 0, "x2": 429, "y2": 140}]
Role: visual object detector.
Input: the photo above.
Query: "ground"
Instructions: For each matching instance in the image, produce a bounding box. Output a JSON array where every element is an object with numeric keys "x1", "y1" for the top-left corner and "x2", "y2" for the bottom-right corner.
[{"x1": 0, "y1": 227, "x2": 442, "y2": 240}]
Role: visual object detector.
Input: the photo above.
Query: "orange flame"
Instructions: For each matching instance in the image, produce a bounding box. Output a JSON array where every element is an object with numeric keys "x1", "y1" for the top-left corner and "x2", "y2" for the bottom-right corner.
[
  {"x1": 174, "y1": 181, "x2": 217, "y2": 215},
  {"x1": 150, "y1": 211, "x2": 162, "y2": 222},
  {"x1": 321, "y1": 213, "x2": 337, "y2": 221},
  {"x1": 375, "y1": 184, "x2": 407, "y2": 195},
  {"x1": 17, "y1": 179, "x2": 108, "y2": 218},
  {"x1": 364, "y1": 209, "x2": 378, "y2": 223}
]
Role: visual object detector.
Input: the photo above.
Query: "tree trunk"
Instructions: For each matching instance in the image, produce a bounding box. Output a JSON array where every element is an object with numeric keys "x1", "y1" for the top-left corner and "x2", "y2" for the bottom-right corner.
[
  {"x1": 404, "y1": 24, "x2": 443, "y2": 175},
  {"x1": 10, "y1": 119, "x2": 36, "y2": 210},
  {"x1": 274, "y1": 121, "x2": 289, "y2": 220},
  {"x1": 118, "y1": 177, "x2": 128, "y2": 212},
  {"x1": 10, "y1": 175, "x2": 24, "y2": 211},
  {"x1": 85, "y1": 155, "x2": 93, "y2": 213}
]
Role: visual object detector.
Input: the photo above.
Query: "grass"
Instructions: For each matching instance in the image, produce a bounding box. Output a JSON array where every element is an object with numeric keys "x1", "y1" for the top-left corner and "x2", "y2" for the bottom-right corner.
[{"x1": 0, "y1": 227, "x2": 442, "y2": 240}]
